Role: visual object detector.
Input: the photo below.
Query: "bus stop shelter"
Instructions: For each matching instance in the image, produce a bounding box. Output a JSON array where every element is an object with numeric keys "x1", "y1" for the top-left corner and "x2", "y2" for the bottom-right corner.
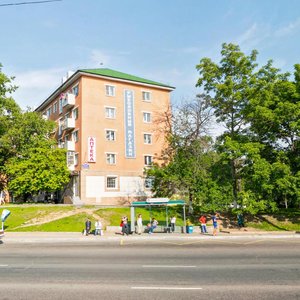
[{"x1": 130, "y1": 198, "x2": 186, "y2": 233}]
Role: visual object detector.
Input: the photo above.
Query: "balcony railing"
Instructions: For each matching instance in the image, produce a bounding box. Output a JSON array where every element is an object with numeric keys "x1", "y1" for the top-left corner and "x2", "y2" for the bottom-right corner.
[
  {"x1": 62, "y1": 117, "x2": 75, "y2": 131},
  {"x1": 62, "y1": 93, "x2": 75, "y2": 109}
]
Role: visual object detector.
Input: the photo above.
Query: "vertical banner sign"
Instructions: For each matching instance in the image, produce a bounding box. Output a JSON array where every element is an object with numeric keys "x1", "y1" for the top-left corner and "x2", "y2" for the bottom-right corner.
[
  {"x1": 124, "y1": 90, "x2": 136, "y2": 158},
  {"x1": 88, "y1": 137, "x2": 96, "y2": 162}
]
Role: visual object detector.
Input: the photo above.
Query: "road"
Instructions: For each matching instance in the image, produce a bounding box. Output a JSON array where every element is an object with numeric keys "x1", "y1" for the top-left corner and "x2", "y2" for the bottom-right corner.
[{"x1": 0, "y1": 237, "x2": 299, "y2": 299}]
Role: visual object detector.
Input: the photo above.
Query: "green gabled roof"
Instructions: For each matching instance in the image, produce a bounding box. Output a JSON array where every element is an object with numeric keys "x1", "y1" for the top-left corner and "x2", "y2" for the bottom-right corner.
[{"x1": 79, "y1": 68, "x2": 175, "y2": 89}]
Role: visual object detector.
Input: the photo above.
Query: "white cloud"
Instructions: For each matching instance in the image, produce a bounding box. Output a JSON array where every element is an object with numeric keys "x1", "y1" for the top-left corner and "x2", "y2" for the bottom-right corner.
[
  {"x1": 12, "y1": 68, "x2": 66, "y2": 109},
  {"x1": 234, "y1": 23, "x2": 271, "y2": 50},
  {"x1": 274, "y1": 18, "x2": 300, "y2": 37}
]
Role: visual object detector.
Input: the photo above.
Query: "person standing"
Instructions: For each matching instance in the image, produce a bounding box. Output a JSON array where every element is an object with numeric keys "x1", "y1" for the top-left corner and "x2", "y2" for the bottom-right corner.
[
  {"x1": 211, "y1": 213, "x2": 218, "y2": 236},
  {"x1": 121, "y1": 216, "x2": 129, "y2": 235},
  {"x1": 170, "y1": 216, "x2": 176, "y2": 233},
  {"x1": 94, "y1": 219, "x2": 103, "y2": 236},
  {"x1": 85, "y1": 218, "x2": 92, "y2": 236},
  {"x1": 136, "y1": 214, "x2": 143, "y2": 235},
  {"x1": 237, "y1": 213, "x2": 245, "y2": 229},
  {"x1": 199, "y1": 215, "x2": 208, "y2": 233}
]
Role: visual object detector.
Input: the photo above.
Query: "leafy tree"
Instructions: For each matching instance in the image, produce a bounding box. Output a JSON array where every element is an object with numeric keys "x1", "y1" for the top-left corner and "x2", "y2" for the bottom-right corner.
[
  {"x1": 5, "y1": 139, "x2": 70, "y2": 199},
  {"x1": 196, "y1": 43, "x2": 259, "y2": 208},
  {"x1": 146, "y1": 94, "x2": 229, "y2": 211},
  {"x1": 0, "y1": 65, "x2": 70, "y2": 201}
]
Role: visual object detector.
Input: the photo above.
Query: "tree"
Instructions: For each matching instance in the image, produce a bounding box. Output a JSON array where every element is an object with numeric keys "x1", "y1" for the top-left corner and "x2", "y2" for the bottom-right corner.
[
  {"x1": 0, "y1": 64, "x2": 20, "y2": 191},
  {"x1": 196, "y1": 43, "x2": 259, "y2": 208},
  {"x1": 0, "y1": 65, "x2": 70, "y2": 201},
  {"x1": 2, "y1": 111, "x2": 70, "y2": 200},
  {"x1": 145, "y1": 94, "x2": 228, "y2": 211}
]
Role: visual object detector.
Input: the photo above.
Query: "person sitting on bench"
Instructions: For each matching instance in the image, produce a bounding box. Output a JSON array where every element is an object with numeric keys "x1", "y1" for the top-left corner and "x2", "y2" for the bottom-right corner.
[{"x1": 148, "y1": 218, "x2": 158, "y2": 234}]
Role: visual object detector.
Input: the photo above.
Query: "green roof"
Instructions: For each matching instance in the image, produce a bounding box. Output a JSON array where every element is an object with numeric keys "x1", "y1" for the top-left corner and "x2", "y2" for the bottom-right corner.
[
  {"x1": 79, "y1": 68, "x2": 175, "y2": 89},
  {"x1": 131, "y1": 200, "x2": 185, "y2": 207}
]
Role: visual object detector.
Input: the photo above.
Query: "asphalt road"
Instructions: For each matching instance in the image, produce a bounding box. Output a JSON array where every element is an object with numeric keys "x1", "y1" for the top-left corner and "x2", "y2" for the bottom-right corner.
[{"x1": 0, "y1": 238, "x2": 299, "y2": 300}]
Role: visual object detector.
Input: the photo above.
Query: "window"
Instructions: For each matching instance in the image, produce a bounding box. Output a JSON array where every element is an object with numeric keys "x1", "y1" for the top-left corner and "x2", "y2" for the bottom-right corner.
[
  {"x1": 58, "y1": 119, "x2": 63, "y2": 136},
  {"x1": 144, "y1": 133, "x2": 152, "y2": 144},
  {"x1": 59, "y1": 98, "x2": 63, "y2": 114},
  {"x1": 53, "y1": 102, "x2": 58, "y2": 113},
  {"x1": 144, "y1": 155, "x2": 153, "y2": 166},
  {"x1": 73, "y1": 130, "x2": 79, "y2": 143},
  {"x1": 105, "y1": 107, "x2": 116, "y2": 119},
  {"x1": 74, "y1": 153, "x2": 79, "y2": 166},
  {"x1": 143, "y1": 112, "x2": 151, "y2": 123},
  {"x1": 142, "y1": 91, "x2": 151, "y2": 101},
  {"x1": 73, "y1": 107, "x2": 79, "y2": 120},
  {"x1": 105, "y1": 85, "x2": 115, "y2": 96},
  {"x1": 72, "y1": 84, "x2": 79, "y2": 97},
  {"x1": 145, "y1": 177, "x2": 154, "y2": 189},
  {"x1": 107, "y1": 176, "x2": 117, "y2": 189},
  {"x1": 106, "y1": 130, "x2": 116, "y2": 141},
  {"x1": 46, "y1": 107, "x2": 52, "y2": 118},
  {"x1": 106, "y1": 153, "x2": 116, "y2": 165}
]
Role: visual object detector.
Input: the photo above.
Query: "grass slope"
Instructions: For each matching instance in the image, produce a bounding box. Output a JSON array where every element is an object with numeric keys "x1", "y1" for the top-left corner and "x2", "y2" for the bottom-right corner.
[{"x1": 1, "y1": 205, "x2": 299, "y2": 232}]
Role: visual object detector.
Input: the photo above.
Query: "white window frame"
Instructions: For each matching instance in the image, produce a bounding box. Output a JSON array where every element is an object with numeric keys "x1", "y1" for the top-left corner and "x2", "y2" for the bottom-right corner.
[
  {"x1": 74, "y1": 153, "x2": 79, "y2": 166},
  {"x1": 73, "y1": 107, "x2": 79, "y2": 120},
  {"x1": 106, "y1": 176, "x2": 118, "y2": 189},
  {"x1": 105, "y1": 84, "x2": 116, "y2": 97},
  {"x1": 53, "y1": 102, "x2": 58, "y2": 114},
  {"x1": 73, "y1": 130, "x2": 79, "y2": 143},
  {"x1": 46, "y1": 107, "x2": 52, "y2": 118},
  {"x1": 105, "y1": 129, "x2": 116, "y2": 141},
  {"x1": 59, "y1": 97, "x2": 63, "y2": 114},
  {"x1": 105, "y1": 106, "x2": 116, "y2": 119},
  {"x1": 145, "y1": 177, "x2": 154, "y2": 189},
  {"x1": 143, "y1": 133, "x2": 152, "y2": 145},
  {"x1": 58, "y1": 118, "x2": 63, "y2": 136},
  {"x1": 72, "y1": 83, "x2": 79, "y2": 97},
  {"x1": 144, "y1": 155, "x2": 153, "y2": 166},
  {"x1": 142, "y1": 111, "x2": 152, "y2": 123},
  {"x1": 106, "y1": 152, "x2": 117, "y2": 165},
  {"x1": 142, "y1": 90, "x2": 151, "y2": 102}
]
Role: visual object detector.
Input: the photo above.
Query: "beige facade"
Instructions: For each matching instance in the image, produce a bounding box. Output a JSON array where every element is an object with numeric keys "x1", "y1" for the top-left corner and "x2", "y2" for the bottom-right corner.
[{"x1": 36, "y1": 69, "x2": 174, "y2": 205}]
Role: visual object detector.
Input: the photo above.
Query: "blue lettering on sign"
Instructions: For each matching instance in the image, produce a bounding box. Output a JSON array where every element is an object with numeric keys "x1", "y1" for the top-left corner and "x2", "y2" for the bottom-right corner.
[{"x1": 124, "y1": 90, "x2": 136, "y2": 158}]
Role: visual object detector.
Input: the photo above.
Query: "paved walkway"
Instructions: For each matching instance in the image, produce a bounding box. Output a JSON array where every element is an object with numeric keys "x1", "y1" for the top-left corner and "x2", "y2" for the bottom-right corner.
[{"x1": 1, "y1": 230, "x2": 299, "y2": 244}]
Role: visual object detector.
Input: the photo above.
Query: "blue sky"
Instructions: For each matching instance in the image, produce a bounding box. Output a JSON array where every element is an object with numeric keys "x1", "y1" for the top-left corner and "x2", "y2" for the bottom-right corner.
[{"x1": 1, "y1": 0, "x2": 300, "y2": 114}]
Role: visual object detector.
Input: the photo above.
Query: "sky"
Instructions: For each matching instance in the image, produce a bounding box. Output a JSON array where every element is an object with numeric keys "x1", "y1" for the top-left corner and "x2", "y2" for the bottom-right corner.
[{"x1": 1, "y1": 0, "x2": 300, "y2": 122}]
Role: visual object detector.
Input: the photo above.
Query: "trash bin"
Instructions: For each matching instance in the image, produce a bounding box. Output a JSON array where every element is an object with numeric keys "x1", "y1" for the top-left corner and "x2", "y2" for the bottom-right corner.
[{"x1": 186, "y1": 225, "x2": 193, "y2": 234}]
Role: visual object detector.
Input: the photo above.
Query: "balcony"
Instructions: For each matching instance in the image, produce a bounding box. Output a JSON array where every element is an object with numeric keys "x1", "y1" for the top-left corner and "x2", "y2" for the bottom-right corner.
[
  {"x1": 62, "y1": 117, "x2": 75, "y2": 131},
  {"x1": 59, "y1": 141, "x2": 75, "y2": 151},
  {"x1": 65, "y1": 141, "x2": 75, "y2": 151},
  {"x1": 62, "y1": 93, "x2": 75, "y2": 109}
]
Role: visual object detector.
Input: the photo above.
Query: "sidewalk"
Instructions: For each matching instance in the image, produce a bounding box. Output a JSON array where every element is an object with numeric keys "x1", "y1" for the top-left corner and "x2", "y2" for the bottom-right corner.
[{"x1": 1, "y1": 229, "x2": 299, "y2": 244}]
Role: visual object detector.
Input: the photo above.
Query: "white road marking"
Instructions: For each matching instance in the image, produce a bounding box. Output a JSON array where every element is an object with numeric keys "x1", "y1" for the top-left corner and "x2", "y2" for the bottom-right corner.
[
  {"x1": 142, "y1": 265, "x2": 196, "y2": 268},
  {"x1": 132, "y1": 287, "x2": 203, "y2": 290},
  {"x1": 0, "y1": 265, "x2": 8, "y2": 267}
]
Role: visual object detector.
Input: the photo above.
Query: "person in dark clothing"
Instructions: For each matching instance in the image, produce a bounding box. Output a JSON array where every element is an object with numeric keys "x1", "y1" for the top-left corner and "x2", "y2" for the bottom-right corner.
[
  {"x1": 237, "y1": 214, "x2": 245, "y2": 228},
  {"x1": 85, "y1": 218, "x2": 92, "y2": 235}
]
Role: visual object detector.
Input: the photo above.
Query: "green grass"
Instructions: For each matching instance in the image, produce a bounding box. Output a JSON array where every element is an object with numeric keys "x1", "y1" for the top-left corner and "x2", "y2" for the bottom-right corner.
[
  {"x1": 2, "y1": 205, "x2": 74, "y2": 231},
  {"x1": 1, "y1": 205, "x2": 299, "y2": 232},
  {"x1": 18, "y1": 213, "x2": 94, "y2": 232}
]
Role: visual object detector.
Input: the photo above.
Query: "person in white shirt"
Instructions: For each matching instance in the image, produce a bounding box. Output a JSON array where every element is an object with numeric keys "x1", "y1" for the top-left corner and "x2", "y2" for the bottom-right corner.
[
  {"x1": 95, "y1": 220, "x2": 103, "y2": 236},
  {"x1": 136, "y1": 214, "x2": 143, "y2": 235},
  {"x1": 170, "y1": 216, "x2": 176, "y2": 233}
]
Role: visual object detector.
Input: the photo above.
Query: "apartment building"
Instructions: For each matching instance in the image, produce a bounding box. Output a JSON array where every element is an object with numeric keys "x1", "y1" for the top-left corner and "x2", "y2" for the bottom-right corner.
[{"x1": 35, "y1": 68, "x2": 174, "y2": 205}]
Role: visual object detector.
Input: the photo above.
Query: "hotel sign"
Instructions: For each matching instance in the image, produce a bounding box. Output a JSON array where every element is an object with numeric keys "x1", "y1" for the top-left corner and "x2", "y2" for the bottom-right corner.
[
  {"x1": 88, "y1": 136, "x2": 96, "y2": 162},
  {"x1": 124, "y1": 90, "x2": 136, "y2": 158}
]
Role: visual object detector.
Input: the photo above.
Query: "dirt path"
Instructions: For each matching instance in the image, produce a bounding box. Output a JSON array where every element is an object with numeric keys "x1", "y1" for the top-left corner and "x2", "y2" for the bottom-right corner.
[{"x1": 14, "y1": 208, "x2": 105, "y2": 229}]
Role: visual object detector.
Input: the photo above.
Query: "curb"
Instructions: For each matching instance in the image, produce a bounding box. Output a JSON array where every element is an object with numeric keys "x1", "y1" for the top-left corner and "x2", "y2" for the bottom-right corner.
[{"x1": 1, "y1": 231, "x2": 299, "y2": 244}]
